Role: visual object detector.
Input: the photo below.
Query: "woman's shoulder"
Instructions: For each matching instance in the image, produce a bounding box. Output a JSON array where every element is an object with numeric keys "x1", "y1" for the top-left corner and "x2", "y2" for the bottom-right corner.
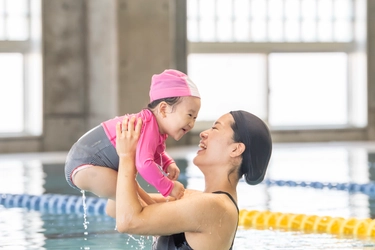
[
  {"x1": 183, "y1": 190, "x2": 234, "y2": 210},
  {"x1": 182, "y1": 191, "x2": 238, "y2": 249},
  {"x1": 184, "y1": 189, "x2": 201, "y2": 196}
]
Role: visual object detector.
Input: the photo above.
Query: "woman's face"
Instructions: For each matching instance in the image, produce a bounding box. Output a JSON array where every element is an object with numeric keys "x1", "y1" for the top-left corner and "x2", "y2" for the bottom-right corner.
[{"x1": 193, "y1": 113, "x2": 236, "y2": 167}]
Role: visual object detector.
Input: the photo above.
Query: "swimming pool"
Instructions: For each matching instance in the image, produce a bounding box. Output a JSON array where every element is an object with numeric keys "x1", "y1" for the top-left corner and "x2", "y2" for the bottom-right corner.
[{"x1": 1, "y1": 142, "x2": 375, "y2": 249}]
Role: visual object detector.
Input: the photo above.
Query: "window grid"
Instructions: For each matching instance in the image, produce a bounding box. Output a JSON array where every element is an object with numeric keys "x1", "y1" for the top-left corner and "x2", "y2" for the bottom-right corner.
[
  {"x1": 0, "y1": 0, "x2": 30, "y2": 41},
  {"x1": 0, "y1": 0, "x2": 41, "y2": 135},
  {"x1": 187, "y1": 0, "x2": 354, "y2": 43},
  {"x1": 187, "y1": 0, "x2": 366, "y2": 129}
]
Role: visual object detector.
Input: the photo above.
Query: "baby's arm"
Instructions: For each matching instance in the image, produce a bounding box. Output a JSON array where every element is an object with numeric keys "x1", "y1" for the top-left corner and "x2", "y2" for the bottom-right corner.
[
  {"x1": 166, "y1": 162, "x2": 180, "y2": 180},
  {"x1": 135, "y1": 121, "x2": 178, "y2": 197},
  {"x1": 136, "y1": 182, "x2": 177, "y2": 203},
  {"x1": 135, "y1": 113, "x2": 186, "y2": 198},
  {"x1": 165, "y1": 163, "x2": 185, "y2": 198}
]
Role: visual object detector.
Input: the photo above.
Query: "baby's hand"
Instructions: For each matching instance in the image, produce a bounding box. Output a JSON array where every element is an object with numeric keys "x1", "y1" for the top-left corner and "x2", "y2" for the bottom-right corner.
[
  {"x1": 166, "y1": 163, "x2": 180, "y2": 181},
  {"x1": 170, "y1": 181, "x2": 185, "y2": 199}
]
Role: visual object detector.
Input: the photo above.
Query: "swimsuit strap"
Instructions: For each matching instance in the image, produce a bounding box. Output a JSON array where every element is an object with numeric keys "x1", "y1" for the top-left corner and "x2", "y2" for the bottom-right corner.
[
  {"x1": 212, "y1": 191, "x2": 239, "y2": 213},
  {"x1": 212, "y1": 191, "x2": 239, "y2": 250}
]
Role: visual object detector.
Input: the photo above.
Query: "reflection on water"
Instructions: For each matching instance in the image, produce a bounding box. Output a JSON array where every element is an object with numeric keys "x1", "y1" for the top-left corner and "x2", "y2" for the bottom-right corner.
[
  {"x1": 234, "y1": 228, "x2": 375, "y2": 250},
  {"x1": 1, "y1": 143, "x2": 375, "y2": 249},
  {"x1": 0, "y1": 207, "x2": 152, "y2": 250}
]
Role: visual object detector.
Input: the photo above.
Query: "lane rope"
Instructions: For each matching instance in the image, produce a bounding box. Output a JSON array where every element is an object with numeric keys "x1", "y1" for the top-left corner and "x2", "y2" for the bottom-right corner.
[
  {"x1": 2, "y1": 192, "x2": 375, "y2": 238},
  {"x1": 239, "y1": 209, "x2": 375, "y2": 238},
  {"x1": 265, "y1": 179, "x2": 375, "y2": 196},
  {"x1": 0, "y1": 193, "x2": 107, "y2": 215}
]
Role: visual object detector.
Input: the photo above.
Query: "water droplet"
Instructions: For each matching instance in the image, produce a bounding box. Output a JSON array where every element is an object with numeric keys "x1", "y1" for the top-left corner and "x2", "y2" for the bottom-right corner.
[{"x1": 81, "y1": 190, "x2": 89, "y2": 236}]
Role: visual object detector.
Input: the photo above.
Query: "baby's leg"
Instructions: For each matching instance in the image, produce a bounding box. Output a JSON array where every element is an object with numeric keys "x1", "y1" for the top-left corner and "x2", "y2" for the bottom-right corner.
[
  {"x1": 73, "y1": 166, "x2": 118, "y2": 200},
  {"x1": 65, "y1": 125, "x2": 119, "y2": 200}
]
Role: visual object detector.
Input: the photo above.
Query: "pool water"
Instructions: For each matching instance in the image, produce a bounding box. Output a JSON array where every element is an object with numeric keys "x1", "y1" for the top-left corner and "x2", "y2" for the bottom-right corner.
[
  {"x1": 2, "y1": 208, "x2": 374, "y2": 250},
  {"x1": 1, "y1": 142, "x2": 375, "y2": 249},
  {"x1": 1, "y1": 208, "x2": 152, "y2": 249}
]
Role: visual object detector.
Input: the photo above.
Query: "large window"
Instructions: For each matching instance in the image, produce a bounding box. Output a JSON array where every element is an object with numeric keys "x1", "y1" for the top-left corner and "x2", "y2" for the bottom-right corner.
[
  {"x1": 187, "y1": 0, "x2": 367, "y2": 130},
  {"x1": 0, "y1": 0, "x2": 42, "y2": 135}
]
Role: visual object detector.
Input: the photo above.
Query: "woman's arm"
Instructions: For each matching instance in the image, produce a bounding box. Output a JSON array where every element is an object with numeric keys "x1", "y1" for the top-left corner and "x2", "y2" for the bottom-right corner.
[
  {"x1": 106, "y1": 183, "x2": 155, "y2": 219},
  {"x1": 115, "y1": 116, "x2": 144, "y2": 231},
  {"x1": 106, "y1": 183, "x2": 174, "y2": 219}
]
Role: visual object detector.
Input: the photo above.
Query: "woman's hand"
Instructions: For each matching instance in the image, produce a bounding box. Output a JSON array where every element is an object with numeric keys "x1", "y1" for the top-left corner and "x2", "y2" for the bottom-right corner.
[{"x1": 116, "y1": 116, "x2": 143, "y2": 159}]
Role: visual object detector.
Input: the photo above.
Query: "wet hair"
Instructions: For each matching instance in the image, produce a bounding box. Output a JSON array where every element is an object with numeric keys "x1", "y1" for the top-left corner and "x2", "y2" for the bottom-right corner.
[
  {"x1": 147, "y1": 97, "x2": 181, "y2": 110},
  {"x1": 230, "y1": 110, "x2": 272, "y2": 185}
]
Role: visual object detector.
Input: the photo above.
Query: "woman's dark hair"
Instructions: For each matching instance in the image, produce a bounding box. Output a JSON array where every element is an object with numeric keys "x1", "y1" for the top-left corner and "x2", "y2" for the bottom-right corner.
[
  {"x1": 230, "y1": 110, "x2": 272, "y2": 185},
  {"x1": 147, "y1": 97, "x2": 181, "y2": 109}
]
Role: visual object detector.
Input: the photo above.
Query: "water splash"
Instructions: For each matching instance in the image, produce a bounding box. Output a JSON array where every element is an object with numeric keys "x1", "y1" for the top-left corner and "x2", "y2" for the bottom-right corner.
[
  {"x1": 126, "y1": 235, "x2": 148, "y2": 249},
  {"x1": 81, "y1": 190, "x2": 90, "y2": 237}
]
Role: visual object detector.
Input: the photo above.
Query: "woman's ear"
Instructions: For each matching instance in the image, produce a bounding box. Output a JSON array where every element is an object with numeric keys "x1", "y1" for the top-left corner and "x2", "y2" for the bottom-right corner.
[{"x1": 230, "y1": 142, "x2": 245, "y2": 157}]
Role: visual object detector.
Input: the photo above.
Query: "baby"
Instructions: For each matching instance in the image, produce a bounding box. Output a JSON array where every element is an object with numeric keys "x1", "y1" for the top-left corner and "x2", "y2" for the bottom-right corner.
[{"x1": 64, "y1": 69, "x2": 201, "y2": 202}]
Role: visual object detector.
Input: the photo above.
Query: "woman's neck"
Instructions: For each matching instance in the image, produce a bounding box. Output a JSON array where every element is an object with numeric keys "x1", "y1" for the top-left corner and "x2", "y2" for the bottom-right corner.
[{"x1": 203, "y1": 171, "x2": 238, "y2": 200}]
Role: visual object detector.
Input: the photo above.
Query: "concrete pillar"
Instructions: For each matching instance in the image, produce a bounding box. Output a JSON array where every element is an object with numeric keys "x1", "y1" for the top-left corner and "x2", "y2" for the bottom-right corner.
[
  {"x1": 117, "y1": 0, "x2": 178, "y2": 114},
  {"x1": 43, "y1": 0, "x2": 87, "y2": 151},
  {"x1": 86, "y1": 0, "x2": 119, "y2": 128},
  {"x1": 41, "y1": 0, "x2": 186, "y2": 151},
  {"x1": 117, "y1": 0, "x2": 189, "y2": 146},
  {"x1": 368, "y1": 0, "x2": 375, "y2": 140}
]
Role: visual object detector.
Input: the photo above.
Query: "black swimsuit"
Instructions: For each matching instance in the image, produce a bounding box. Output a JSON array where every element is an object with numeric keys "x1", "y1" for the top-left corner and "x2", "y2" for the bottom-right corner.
[{"x1": 152, "y1": 191, "x2": 239, "y2": 250}]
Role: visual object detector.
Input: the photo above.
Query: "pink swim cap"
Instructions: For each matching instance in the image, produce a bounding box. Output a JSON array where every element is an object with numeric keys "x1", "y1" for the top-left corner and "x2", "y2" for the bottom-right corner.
[{"x1": 149, "y1": 69, "x2": 200, "y2": 102}]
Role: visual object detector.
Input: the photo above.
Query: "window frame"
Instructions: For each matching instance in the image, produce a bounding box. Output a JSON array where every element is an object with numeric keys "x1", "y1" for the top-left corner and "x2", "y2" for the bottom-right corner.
[
  {"x1": 185, "y1": 0, "x2": 367, "y2": 141},
  {"x1": 0, "y1": 0, "x2": 42, "y2": 137}
]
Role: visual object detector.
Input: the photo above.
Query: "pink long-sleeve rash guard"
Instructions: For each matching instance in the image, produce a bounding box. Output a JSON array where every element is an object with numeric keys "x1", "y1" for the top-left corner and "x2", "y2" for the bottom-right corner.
[{"x1": 101, "y1": 109, "x2": 175, "y2": 197}]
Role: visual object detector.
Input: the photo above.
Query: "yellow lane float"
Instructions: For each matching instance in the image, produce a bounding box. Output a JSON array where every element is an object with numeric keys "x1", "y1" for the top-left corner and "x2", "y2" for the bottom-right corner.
[{"x1": 239, "y1": 209, "x2": 375, "y2": 238}]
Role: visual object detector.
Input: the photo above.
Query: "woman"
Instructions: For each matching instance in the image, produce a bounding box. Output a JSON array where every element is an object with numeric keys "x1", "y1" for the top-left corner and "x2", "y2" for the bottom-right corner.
[{"x1": 113, "y1": 110, "x2": 272, "y2": 250}]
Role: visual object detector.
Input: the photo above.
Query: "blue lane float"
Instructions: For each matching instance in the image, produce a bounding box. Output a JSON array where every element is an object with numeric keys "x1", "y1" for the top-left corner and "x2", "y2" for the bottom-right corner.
[
  {"x1": 2, "y1": 180, "x2": 375, "y2": 215},
  {"x1": 264, "y1": 179, "x2": 375, "y2": 196},
  {"x1": 0, "y1": 193, "x2": 107, "y2": 215}
]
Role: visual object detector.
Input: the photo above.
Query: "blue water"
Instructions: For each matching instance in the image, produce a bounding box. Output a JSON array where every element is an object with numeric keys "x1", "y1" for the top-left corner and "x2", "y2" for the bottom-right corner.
[{"x1": 1, "y1": 142, "x2": 375, "y2": 249}]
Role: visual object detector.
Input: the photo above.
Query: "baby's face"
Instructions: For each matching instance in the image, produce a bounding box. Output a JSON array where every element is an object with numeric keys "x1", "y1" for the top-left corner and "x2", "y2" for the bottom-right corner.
[{"x1": 161, "y1": 96, "x2": 201, "y2": 141}]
